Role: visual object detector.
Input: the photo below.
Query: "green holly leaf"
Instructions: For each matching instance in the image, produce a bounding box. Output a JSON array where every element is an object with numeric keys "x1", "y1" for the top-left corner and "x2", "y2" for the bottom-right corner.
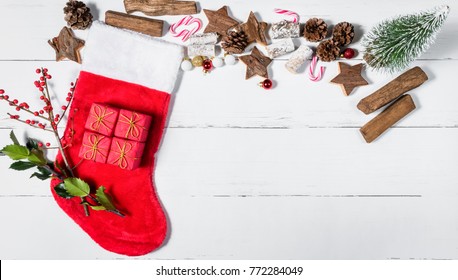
[
  {"x1": 89, "y1": 205, "x2": 107, "y2": 211},
  {"x1": 10, "y1": 131, "x2": 20, "y2": 145},
  {"x1": 10, "y1": 161, "x2": 36, "y2": 171},
  {"x1": 26, "y1": 138, "x2": 39, "y2": 150},
  {"x1": 54, "y1": 182, "x2": 74, "y2": 199},
  {"x1": 28, "y1": 148, "x2": 47, "y2": 166},
  {"x1": 95, "y1": 186, "x2": 117, "y2": 211},
  {"x1": 64, "y1": 177, "x2": 90, "y2": 197},
  {"x1": 1, "y1": 144, "x2": 30, "y2": 160},
  {"x1": 30, "y1": 166, "x2": 52, "y2": 180}
]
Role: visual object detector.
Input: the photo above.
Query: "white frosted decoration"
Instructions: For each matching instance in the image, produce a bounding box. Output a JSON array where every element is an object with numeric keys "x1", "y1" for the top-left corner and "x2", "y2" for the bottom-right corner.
[
  {"x1": 271, "y1": 20, "x2": 300, "y2": 39},
  {"x1": 212, "y1": 57, "x2": 224, "y2": 67},
  {"x1": 285, "y1": 45, "x2": 313, "y2": 74},
  {"x1": 189, "y1": 33, "x2": 219, "y2": 45},
  {"x1": 188, "y1": 44, "x2": 216, "y2": 57},
  {"x1": 180, "y1": 60, "x2": 193, "y2": 71},
  {"x1": 265, "y1": 38, "x2": 295, "y2": 58},
  {"x1": 224, "y1": 55, "x2": 237, "y2": 65}
]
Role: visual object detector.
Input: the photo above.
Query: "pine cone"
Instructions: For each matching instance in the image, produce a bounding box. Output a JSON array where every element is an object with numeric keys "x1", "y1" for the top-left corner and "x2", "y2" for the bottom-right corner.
[
  {"x1": 304, "y1": 18, "x2": 328, "y2": 42},
  {"x1": 332, "y1": 22, "x2": 355, "y2": 47},
  {"x1": 222, "y1": 31, "x2": 249, "y2": 54},
  {"x1": 317, "y1": 39, "x2": 340, "y2": 62},
  {"x1": 64, "y1": 0, "x2": 93, "y2": 30}
]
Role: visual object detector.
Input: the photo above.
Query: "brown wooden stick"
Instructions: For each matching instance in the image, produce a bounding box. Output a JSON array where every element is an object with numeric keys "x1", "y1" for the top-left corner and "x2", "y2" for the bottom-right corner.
[
  {"x1": 124, "y1": 0, "x2": 197, "y2": 16},
  {"x1": 357, "y1": 66, "x2": 427, "y2": 114},
  {"x1": 360, "y1": 94, "x2": 416, "y2": 143},
  {"x1": 105, "y1": 10, "x2": 164, "y2": 37}
]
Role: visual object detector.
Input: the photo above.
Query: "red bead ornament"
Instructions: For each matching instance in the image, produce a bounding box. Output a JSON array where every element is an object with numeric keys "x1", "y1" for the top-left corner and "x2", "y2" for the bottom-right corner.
[
  {"x1": 202, "y1": 59, "x2": 213, "y2": 73},
  {"x1": 259, "y1": 79, "x2": 273, "y2": 90},
  {"x1": 342, "y1": 48, "x2": 355, "y2": 59}
]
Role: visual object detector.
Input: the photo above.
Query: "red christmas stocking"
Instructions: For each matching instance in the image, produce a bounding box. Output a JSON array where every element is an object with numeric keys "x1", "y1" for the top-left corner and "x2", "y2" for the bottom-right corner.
[{"x1": 50, "y1": 22, "x2": 183, "y2": 256}]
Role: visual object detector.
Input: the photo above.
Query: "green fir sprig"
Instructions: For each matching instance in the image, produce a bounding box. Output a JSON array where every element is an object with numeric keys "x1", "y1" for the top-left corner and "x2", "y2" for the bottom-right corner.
[{"x1": 363, "y1": 5, "x2": 450, "y2": 73}]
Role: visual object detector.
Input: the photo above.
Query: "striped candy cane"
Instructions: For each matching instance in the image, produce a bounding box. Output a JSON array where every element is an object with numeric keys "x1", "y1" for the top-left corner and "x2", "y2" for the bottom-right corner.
[
  {"x1": 274, "y1": 8, "x2": 299, "y2": 23},
  {"x1": 169, "y1": 16, "x2": 203, "y2": 42},
  {"x1": 308, "y1": 55, "x2": 325, "y2": 82}
]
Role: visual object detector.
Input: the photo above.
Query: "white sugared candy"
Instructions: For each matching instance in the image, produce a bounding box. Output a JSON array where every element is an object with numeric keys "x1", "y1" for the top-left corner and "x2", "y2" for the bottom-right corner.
[
  {"x1": 224, "y1": 54, "x2": 237, "y2": 65},
  {"x1": 180, "y1": 59, "x2": 193, "y2": 71},
  {"x1": 189, "y1": 32, "x2": 219, "y2": 45},
  {"x1": 187, "y1": 44, "x2": 216, "y2": 57},
  {"x1": 285, "y1": 45, "x2": 313, "y2": 74},
  {"x1": 212, "y1": 57, "x2": 224, "y2": 67},
  {"x1": 265, "y1": 38, "x2": 295, "y2": 58}
]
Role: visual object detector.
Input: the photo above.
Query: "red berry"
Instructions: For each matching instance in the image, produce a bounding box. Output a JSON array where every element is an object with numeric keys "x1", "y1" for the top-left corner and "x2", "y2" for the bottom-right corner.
[
  {"x1": 61, "y1": 105, "x2": 67, "y2": 110},
  {"x1": 46, "y1": 75, "x2": 52, "y2": 79},
  {"x1": 39, "y1": 110, "x2": 44, "y2": 114},
  {"x1": 40, "y1": 76, "x2": 45, "y2": 81},
  {"x1": 0, "y1": 89, "x2": 4, "y2": 94},
  {"x1": 46, "y1": 143, "x2": 51, "y2": 147},
  {"x1": 260, "y1": 79, "x2": 273, "y2": 90},
  {"x1": 40, "y1": 82, "x2": 45, "y2": 86},
  {"x1": 343, "y1": 48, "x2": 355, "y2": 59},
  {"x1": 38, "y1": 87, "x2": 44, "y2": 92},
  {"x1": 38, "y1": 142, "x2": 43, "y2": 147},
  {"x1": 67, "y1": 92, "x2": 72, "y2": 97},
  {"x1": 26, "y1": 120, "x2": 31, "y2": 124},
  {"x1": 202, "y1": 59, "x2": 213, "y2": 71},
  {"x1": 70, "y1": 82, "x2": 74, "y2": 86},
  {"x1": 13, "y1": 99, "x2": 18, "y2": 104},
  {"x1": 54, "y1": 117, "x2": 59, "y2": 122},
  {"x1": 34, "y1": 112, "x2": 38, "y2": 116},
  {"x1": 43, "y1": 68, "x2": 48, "y2": 72},
  {"x1": 4, "y1": 95, "x2": 9, "y2": 100},
  {"x1": 36, "y1": 69, "x2": 41, "y2": 74},
  {"x1": 15, "y1": 107, "x2": 20, "y2": 111},
  {"x1": 66, "y1": 97, "x2": 71, "y2": 102}
]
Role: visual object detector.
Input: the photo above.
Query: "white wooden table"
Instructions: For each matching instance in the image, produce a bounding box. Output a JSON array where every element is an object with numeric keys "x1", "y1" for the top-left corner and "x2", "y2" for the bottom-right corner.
[{"x1": 0, "y1": 0, "x2": 457, "y2": 259}]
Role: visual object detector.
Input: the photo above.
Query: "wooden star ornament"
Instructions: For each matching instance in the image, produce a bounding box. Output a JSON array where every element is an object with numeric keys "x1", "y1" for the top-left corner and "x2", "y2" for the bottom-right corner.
[
  {"x1": 48, "y1": 27, "x2": 85, "y2": 64},
  {"x1": 330, "y1": 62, "x2": 368, "y2": 96},
  {"x1": 239, "y1": 46, "x2": 272, "y2": 79},
  {"x1": 236, "y1": 11, "x2": 268, "y2": 46},
  {"x1": 203, "y1": 6, "x2": 239, "y2": 36}
]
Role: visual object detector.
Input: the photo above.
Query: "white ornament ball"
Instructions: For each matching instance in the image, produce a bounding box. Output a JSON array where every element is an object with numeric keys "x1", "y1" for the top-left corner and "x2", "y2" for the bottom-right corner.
[
  {"x1": 224, "y1": 55, "x2": 237, "y2": 65},
  {"x1": 212, "y1": 57, "x2": 224, "y2": 68},
  {"x1": 180, "y1": 60, "x2": 193, "y2": 71}
]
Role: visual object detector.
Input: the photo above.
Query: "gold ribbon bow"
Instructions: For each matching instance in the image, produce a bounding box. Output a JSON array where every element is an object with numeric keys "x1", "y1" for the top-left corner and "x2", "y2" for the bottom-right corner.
[
  {"x1": 82, "y1": 134, "x2": 108, "y2": 161},
  {"x1": 112, "y1": 140, "x2": 139, "y2": 169},
  {"x1": 118, "y1": 112, "x2": 147, "y2": 140},
  {"x1": 90, "y1": 104, "x2": 115, "y2": 132}
]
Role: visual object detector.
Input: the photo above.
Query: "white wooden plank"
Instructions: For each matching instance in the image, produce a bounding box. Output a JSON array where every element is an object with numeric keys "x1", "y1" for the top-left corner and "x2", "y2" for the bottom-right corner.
[
  {"x1": 0, "y1": 60, "x2": 457, "y2": 129},
  {"x1": 0, "y1": 195, "x2": 457, "y2": 259},
  {"x1": 1, "y1": 128, "x2": 458, "y2": 198},
  {"x1": 0, "y1": 0, "x2": 456, "y2": 60}
]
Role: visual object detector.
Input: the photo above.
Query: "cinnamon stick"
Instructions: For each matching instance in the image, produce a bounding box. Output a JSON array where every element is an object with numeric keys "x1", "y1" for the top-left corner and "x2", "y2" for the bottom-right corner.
[
  {"x1": 360, "y1": 94, "x2": 416, "y2": 143},
  {"x1": 124, "y1": 0, "x2": 198, "y2": 16},
  {"x1": 105, "y1": 10, "x2": 164, "y2": 37},
  {"x1": 357, "y1": 67, "x2": 427, "y2": 114}
]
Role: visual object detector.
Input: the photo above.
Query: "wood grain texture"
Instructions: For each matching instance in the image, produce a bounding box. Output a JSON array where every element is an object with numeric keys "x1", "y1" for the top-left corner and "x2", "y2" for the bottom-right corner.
[
  {"x1": 360, "y1": 95, "x2": 416, "y2": 143},
  {"x1": 357, "y1": 67, "x2": 428, "y2": 114},
  {"x1": 105, "y1": 10, "x2": 164, "y2": 37},
  {"x1": 0, "y1": 0, "x2": 458, "y2": 259},
  {"x1": 124, "y1": 0, "x2": 197, "y2": 16},
  {"x1": 330, "y1": 63, "x2": 368, "y2": 96}
]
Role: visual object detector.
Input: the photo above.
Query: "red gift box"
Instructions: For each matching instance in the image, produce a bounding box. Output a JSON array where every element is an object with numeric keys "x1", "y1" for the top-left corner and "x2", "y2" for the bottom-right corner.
[
  {"x1": 114, "y1": 109, "x2": 152, "y2": 142},
  {"x1": 78, "y1": 132, "x2": 112, "y2": 163},
  {"x1": 85, "y1": 103, "x2": 119, "y2": 136},
  {"x1": 107, "y1": 137, "x2": 145, "y2": 170}
]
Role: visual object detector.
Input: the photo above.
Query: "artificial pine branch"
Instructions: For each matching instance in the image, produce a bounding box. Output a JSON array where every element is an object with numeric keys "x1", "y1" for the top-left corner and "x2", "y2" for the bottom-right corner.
[{"x1": 363, "y1": 5, "x2": 450, "y2": 73}]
